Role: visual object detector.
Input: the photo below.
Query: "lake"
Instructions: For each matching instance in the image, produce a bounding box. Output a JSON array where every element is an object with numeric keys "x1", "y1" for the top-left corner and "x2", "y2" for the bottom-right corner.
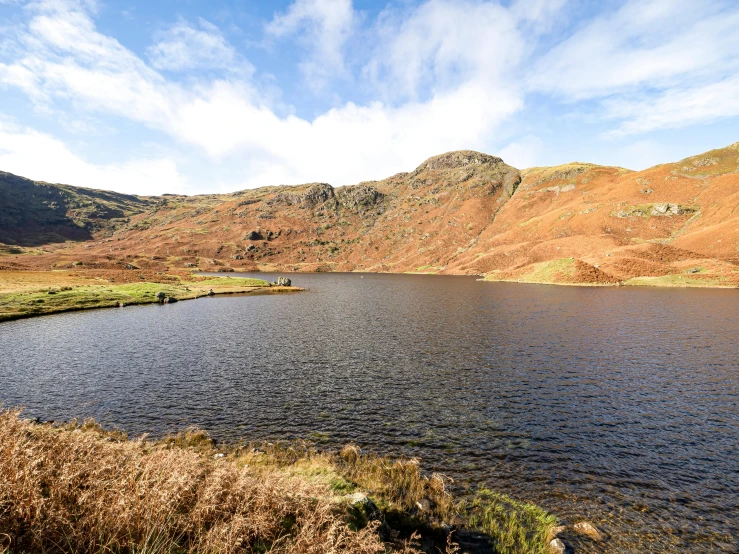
[{"x1": 1, "y1": 273, "x2": 737, "y2": 552}]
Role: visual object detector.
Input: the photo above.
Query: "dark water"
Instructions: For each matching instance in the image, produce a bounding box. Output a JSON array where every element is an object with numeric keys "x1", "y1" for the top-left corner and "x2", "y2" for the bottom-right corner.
[{"x1": 1, "y1": 273, "x2": 737, "y2": 552}]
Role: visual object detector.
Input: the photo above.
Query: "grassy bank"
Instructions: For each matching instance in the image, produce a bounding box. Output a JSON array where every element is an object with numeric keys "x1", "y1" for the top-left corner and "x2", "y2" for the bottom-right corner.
[
  {"x1": 0, "y1": 410, "x2": 557, "y2": 554},
  {"x1": 0, "y1": 274, "x2": 299, "y2": 322}
]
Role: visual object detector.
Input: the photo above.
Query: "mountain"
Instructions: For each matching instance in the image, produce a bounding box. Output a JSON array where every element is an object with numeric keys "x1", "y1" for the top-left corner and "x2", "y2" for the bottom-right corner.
[{"x1": 1, "y1": 143, "x2": 737, "y2": 287}]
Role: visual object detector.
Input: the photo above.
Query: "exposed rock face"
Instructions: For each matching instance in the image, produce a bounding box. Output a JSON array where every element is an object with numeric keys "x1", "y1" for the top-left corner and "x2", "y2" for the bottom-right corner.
[
  {"x1": 272, "y1": 183, "x2": 335, "y2": 208},
  {"x1": 412, "y1": 150, "x2": 503, "y2": 173},
  {"x1": 336, "y1": 184, "x2": 385, "y2": 212}
]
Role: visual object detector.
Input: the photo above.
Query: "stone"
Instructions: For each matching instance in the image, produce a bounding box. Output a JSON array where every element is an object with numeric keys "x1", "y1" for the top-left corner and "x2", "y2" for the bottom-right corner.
[
  {"x1": 549, "y1": 538, "x2": 566, "y2": 554},
  {"x1": 574, "y1": 521, "x2": 602, "y2": 541},
  {"x1": 246, "y1": 230, "x2": 263, "y2": 240},
  {"x1": 546, "y1": 525, "x2": 567, "y2": 543},
  {"x1": 164, "y1": 297, "x2": 178, "y2": 304},
  {"x1": 276, "y1": 276, "x2": 292, "y2": 286},
  {"x1": 207, "y1": 289, "x2": 215, "y2": 296},
  {"x1": 415, "y1": 498, "x2": 433, "y2": 512},
  {"x1": 246, "y1": 244, "x2": 256, "y2": 252},
  {"x1": 346, "y1": 492, "x2": 368, "y2": 505},
  {"x1": 155, "y1": 291, "x2": 166, "y2": 301}
]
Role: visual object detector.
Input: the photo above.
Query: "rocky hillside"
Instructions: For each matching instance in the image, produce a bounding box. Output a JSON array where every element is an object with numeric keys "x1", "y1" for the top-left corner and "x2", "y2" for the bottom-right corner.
[
  {"x1": 0, "y1": 172, "x2": 156, "y2": 245},
  {"x1": 1, "y1": 143, "x2": 738, "y2": 287}
]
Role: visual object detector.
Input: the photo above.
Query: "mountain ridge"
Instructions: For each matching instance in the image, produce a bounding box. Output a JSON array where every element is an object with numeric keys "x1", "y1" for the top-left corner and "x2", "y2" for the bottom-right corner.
[{"x1": 1, "y1": 143, "x2": 737, "y2": 287}]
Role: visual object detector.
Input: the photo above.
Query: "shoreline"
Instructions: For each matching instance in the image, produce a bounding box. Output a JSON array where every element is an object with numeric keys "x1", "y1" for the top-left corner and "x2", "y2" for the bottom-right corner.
[
  {"x1": 0, "y1": 409, "x2": 566, "y2": 554},
  {"x1": 0, "y1": 273, "x2": 303, "y2": 323}
]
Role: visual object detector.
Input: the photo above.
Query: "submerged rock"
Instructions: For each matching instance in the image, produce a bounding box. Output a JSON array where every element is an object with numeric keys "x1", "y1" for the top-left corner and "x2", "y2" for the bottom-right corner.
[{"x1": 573, "y1": 521, "x2": 602, "y2": 541}]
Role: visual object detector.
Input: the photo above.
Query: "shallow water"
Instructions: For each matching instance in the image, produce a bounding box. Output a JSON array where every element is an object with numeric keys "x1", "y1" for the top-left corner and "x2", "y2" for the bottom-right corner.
[{"x1": 1, "y1": 273, "x2": 737, "y2": 552}]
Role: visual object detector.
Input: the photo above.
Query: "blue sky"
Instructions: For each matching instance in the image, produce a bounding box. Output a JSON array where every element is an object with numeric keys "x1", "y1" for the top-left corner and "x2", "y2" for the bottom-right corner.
[{"x1": 0, "y1": 0, "x2": 738, "y2": 195}]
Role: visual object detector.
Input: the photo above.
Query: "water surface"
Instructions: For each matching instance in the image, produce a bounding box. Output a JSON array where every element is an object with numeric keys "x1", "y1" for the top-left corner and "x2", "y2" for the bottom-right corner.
[{"x1": 1, "y1": 273, "x2": 737, "y2": 552}]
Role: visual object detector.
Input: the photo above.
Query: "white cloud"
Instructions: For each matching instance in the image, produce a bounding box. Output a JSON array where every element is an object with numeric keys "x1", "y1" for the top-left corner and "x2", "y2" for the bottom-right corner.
[
  {"x1": 498, "y1": 135, "x2": 543, "y2": 169},
  {"x1": 265, "y1": 0, "x2": 357, "y2": 90},
  {"x1": 1, "y1": 0, "x2": 737, "y2": 196},
  {"x1": 0, "y1": 0, "x2": 525, "y2": 190},
  {"x1": 605, "y1": 76, "x2": 739, "y2": 137},
  {"x1": 148, "y1": 18, "x2": 249, "y2": 74},
  {"x1": 367, "y1": 0, "x2": 524, "y2": 101},
  {"x1": 0, "y1": 119, "x2": 189, "y2": 195},
  {"x1": 529, "y1": 0, "x2": 739, "y2": 99}
]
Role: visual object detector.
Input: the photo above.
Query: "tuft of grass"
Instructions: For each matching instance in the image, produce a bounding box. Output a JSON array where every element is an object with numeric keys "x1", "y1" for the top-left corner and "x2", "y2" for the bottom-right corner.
[{"x1": 462, "y1": 489, "x2": 558, "y2": 554}]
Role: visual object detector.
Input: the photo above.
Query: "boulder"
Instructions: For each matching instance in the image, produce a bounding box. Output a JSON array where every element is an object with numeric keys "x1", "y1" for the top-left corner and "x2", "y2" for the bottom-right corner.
[
  {"x1": 276, "y1": 276, "x2": 292, "y2": 286},
  {"x1": 246, "y1": 230, "x2": 263, "y2": 240},
  {"x1": 155, "y1": 291, "x2": 166, "y2": 301}
]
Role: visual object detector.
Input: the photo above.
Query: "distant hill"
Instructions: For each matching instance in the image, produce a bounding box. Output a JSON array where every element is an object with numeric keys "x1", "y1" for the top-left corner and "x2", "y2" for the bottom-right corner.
[{"x1": 1, "y1": 142, "x2": 737, "y2": 286}]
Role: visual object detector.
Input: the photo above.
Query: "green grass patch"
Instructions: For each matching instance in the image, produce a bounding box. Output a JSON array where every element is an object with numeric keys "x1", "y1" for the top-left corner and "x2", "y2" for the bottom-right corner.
[
  {"x1": 624, "y1": 274, "x2": 729, "y2": 287},
  {"x1": 193, "y1": 277, "x2": 269, "y2": 287},
  {"x1": 513, "y1": 258, "x2": 576, "y2": 284},
  {"x1": 0, "y1": 278, "x2": 271, "y2": 322},
  {"x1": 462, "y1": 489, "x2": 558, "y2": 554}
]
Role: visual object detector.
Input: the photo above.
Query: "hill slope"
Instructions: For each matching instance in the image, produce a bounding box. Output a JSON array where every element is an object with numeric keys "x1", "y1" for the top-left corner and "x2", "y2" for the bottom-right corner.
[{"x1": 1, "y1": 143, "x2": 737, "y2": 287}]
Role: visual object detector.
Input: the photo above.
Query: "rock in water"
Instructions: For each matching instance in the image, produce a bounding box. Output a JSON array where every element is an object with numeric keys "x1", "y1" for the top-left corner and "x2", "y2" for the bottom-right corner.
[
  {"x1": 549, "y1": 538, "x2": 566, "y2": 554},
  {"x1": 276, "y1": 276, "x2": 291, "y2": 286},
  {"x1": 574, "y1": 521, "x2": 602, "y2": 541}
]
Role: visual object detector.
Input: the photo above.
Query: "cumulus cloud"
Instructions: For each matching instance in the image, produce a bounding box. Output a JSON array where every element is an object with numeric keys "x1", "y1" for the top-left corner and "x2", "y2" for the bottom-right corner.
[
  {"x1": 0, "y1": 0, "x2": 524, "y2": 191},
  {"x1": 1, "y1": 0, "x2": 738, "y2": 195},
  {"x1": 0, "y1": 119, "x2": 189, "y2": 196}
]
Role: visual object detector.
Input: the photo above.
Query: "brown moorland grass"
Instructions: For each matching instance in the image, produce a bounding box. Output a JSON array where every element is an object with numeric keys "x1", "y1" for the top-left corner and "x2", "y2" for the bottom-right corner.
[
  {"x1": 0, "y1": 410, "x2": 403, "y2": 554},
  {"x1": 0, "y1": 411, "x2": 557, "y2": 554}
]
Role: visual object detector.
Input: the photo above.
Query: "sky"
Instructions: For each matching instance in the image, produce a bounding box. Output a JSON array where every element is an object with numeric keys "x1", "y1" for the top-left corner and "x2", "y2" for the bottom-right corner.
[{"x1": 0, "y1": 0, "x2": 738, "y2": 195}]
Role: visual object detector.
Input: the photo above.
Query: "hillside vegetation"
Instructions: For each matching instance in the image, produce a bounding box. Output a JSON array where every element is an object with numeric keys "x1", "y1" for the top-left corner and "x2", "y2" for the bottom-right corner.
[{"x1": 1, "y1": 143, "x2": 738, "y2": 287}]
